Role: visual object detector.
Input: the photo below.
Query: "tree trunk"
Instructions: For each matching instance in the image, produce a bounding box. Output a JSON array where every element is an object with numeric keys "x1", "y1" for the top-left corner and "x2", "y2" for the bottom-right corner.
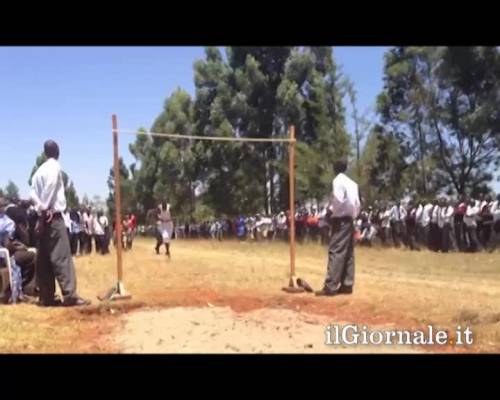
[{"x1": 417, "y1": 119, "x2": 427, "y2": 194}]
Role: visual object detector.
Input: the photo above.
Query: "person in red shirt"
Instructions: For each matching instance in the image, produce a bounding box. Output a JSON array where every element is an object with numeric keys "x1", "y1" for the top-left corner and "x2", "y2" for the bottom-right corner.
[
  {"x1": 454, "y1": 194, "x2": 467, "y2": 251},
  {"x1": 127, "y1": 213, "x2": 137, "y2": 250}
]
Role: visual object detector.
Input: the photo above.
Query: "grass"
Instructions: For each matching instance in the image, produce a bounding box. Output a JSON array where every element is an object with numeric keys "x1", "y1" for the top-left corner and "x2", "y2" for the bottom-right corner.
[{"x1": 1, "y1": 237, "x2": 499, "y2": 353}]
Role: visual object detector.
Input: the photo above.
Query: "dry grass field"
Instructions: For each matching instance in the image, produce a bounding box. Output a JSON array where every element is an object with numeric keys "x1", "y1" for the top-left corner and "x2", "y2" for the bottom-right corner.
[{"x1": 1, "y1": 237, "x2": 499, "y2": 353}]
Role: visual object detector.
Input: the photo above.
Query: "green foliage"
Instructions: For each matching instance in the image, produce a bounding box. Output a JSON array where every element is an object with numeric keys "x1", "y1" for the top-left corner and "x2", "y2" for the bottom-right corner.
[
  {"x1": 377, "y1": 46, "x2": 500, "y2": 196},
  {"x1": 124, "y1": 47, "x2": 352, "y2": 217},
  {"x1": 107, "y1": 157, "x2": 136, "y2": 219},
  {"x1": 4, "y1": 180, "x2": 20, "y2": 202}
]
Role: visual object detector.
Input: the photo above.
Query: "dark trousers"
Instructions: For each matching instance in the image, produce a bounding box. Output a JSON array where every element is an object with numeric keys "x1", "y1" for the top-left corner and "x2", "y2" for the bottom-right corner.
[
  {"x1": 405, "y1": 222, "x2": 419, "y2": 251},
  {"x1": 37, "y1": 217, "x2": 77, "y2": 303},
  {"x1": 429, "y1": 223, "x2": 441, "y2": 251},
  {"x1": 324, "y1": 217, "x2": 354, "y2": 292},
  {"x1": 390, "y1": 221, "x2": 401, "y2": 247},
  {"x1": 380, "y1": 226, "x2": 390, "y2": 246},
  {"x1": 94, "y1": 235, "x2": 101, "y2": 254},
  {"x1": 69, "y1": 233, "x2": 79, "y2": 255},
  {"x1": 417, "y1": 224, "x2": 429, "y2": 247},
  {"x1": 78, "y1": 232, "x2": 87, "y2": 254},
  {"x1": 480, "y1": 217, "x2": 493, "y2": 247},
  {"x1": 441, "y1": 223, "x2": 454, "y2": 253},
  {"x1": 466, "y1": 225, "x2": 481, "y2": 252},
  {"x1": 13, "y1": 250, "x2": 37, "y2": 296},
  {"x1": 87, "y1": 234, "x2": 93, "y2": 254},
  {"x1": 489, "y1": 221, "x2": 500, "y2": 252},
  {"x1": 80, "y1": 232, "x2": 91, "y2": 254},
  {"x1": 101, "y1": 232, "x2": 110, "y2": 254},
  {"x1": 454, "y1": 219, "x2": 466, "y2": 251}
]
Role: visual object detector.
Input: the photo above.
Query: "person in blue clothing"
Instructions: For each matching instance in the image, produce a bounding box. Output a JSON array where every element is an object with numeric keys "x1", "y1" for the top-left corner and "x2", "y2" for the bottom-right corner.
[{"x1": 235, "y1": 216, "x2": 246, "y2": 240}]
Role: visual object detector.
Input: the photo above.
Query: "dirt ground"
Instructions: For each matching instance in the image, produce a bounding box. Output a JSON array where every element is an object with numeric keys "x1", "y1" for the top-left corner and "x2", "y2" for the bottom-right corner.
[
  {"x1": 1, "y1": 238, "x2": 499, "y2": 353},
  {"x1": 115, "y1": 306, "x2": 423, "y2": 353}
]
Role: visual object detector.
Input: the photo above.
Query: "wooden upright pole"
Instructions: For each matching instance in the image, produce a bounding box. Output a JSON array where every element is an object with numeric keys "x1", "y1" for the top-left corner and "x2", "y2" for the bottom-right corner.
[
  {"x1": 99, "y1": 115, "x2": 130, "y2": 301},
  {"x1": 112, "y1": 114, "x2": 123, "y2": 283},
  {"x1": 288, "y1": 125, "x2": 296, "y2": 286}
]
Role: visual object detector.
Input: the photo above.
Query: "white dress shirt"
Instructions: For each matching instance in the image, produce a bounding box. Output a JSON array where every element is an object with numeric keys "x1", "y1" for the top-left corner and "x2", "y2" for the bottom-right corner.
[
  {"x1": 30, "y1": 158, "x2": 67, "y2": 214},
  {"x1": 381, "y1": 210, "x2": 391, "y2": 228},
  {"x1": 440, "y1": 205, "x2": 454, "y2": 226},
  {"x1": 464, "y1": 205, "x2": 479, "y2": 227},
  {"x1": 389, "y1": 204, "x2": 401, "y2": 222},
  {"x1": 329, "y1": 173, "x2": 360, "y2": 219},
  {"x1": 93, "y1": 216, "x2": 104, "y2": 236},
  {"x1": 99, "y1": 215, "x2": 109, "y2": 230},
  {"x1": 415, "y1": 204, "x2": 423, "y2": 223},
  {"x1": 491, "y1": 201, "x2": 500, "y2": 222},
  {"x1": 421, "y1": 203, "x2": 433, "y2": 227},
  {"x1": 82, "y1": 212, "x2": 91, "y2": 234},
  {"x1": 399, "y1": 206, "x2": 407, "y2": 220},
  {"x1": 62, "y1": 211, "x2": 71, "y2": 230},
  {"x1": 431, "y1": 205, "x2": 440, "y2": 224}
]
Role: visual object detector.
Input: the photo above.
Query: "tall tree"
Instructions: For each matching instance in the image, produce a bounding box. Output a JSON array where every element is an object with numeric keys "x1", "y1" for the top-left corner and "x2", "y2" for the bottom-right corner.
[
  {"x1": 107, "y1": 157, "x2": 136, "y2": 220},
  {"x1": 130, "y1": 46, "x2": 350, "y2": 218},
  {"x1": 4, "y1": 180, "x2": 20, "y2": 201},
  {"x1": 358, "y1": 125, "x2": 408, "y2": 204},
  {"x1": 378, "y1": 46, "x2": 500, "y2": 195},
  {"x1": 277, "y1": 47, "x2": 351, "y2": 206}
]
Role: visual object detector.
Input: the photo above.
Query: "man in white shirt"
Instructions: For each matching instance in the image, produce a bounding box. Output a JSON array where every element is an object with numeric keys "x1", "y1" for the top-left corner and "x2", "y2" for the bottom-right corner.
[
  {"x1": 464, "y1": 198, "x2": 481, "y2": 252},
  {"x1": 98, "y1": 211, "x2": 110, "y2": 254},
  {"x1": 419, "y1": 200, "x2": 433, "y2": 248},
  {"x1": 440, "y1": 198, "x2": 455, "y2": 253},
  {"x1": 81, "y1": 208, "x2": 92, "y2": 254},
  {"x1": 379, "y1": 204, "x2": 392, "y2": 246},
  {"x1": 429, "y1": 199, "x2": 441, "y2": 252},
  {"x1": 30, "y1": 140, "x2": 90, "y2": 307},
  {"x1": 488, "y1": 194, "x2": 500, "y2": 252},
  {"x1": 316, "y1": 159, "x2": 360, "y2": 297},
  {"x1": 92, "y1": 211, "x2": 105, "y2": 255},
  {"x1": 454, "y1": 194, "x2": 467, "y2": 251},
  {"x1": 389, "y1": 201, "x2": 403, "y2": 247}
]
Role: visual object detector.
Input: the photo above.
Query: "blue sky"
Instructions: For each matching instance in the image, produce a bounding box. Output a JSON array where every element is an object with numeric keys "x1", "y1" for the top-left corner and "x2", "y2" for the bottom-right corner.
[{"x1": 3, "y1": 46, "x2": 493, "y2": 200}]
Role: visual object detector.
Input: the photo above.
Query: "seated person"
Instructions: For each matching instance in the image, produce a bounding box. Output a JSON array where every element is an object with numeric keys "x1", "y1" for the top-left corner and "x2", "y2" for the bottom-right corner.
[
  {"x1": 0, "y1": 197, "x2": 37, "y2": 301},
  {"x1": 5, "y1": 199, "x2": 32, "y2": 246}
]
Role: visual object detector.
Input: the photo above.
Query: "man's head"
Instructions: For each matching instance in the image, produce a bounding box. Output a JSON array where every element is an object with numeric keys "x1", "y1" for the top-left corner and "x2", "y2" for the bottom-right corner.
[
  {"x1": 333, "y1": 158, "x2": 348, "y2": 175},
  {"x1": 44, "y1": 140, "x2": 60, "y2": 160},
  {"x1": 485, "y1": 194, "x2": 492, "y2": 203},
  {"x1": 19, "y1": 199, "x2": 32, "y2": 210}
]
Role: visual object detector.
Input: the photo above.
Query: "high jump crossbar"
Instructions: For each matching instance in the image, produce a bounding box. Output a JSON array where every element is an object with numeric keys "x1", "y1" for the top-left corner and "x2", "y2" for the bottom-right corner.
[{"x1": 103, "y1": 114, "x2": 302, "y2": 302}]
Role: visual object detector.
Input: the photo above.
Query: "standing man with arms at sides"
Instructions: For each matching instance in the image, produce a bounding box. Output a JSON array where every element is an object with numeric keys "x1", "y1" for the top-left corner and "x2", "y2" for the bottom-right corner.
[
  {"x1": 30, "y1": 140, "x2": 90, "y2": 307},
  {"x1": 316, "y1": 158, "x2": 360, "y2": 297},
  {"x1": 156, "y1": 201, "x2": 173, "y2": 258}
]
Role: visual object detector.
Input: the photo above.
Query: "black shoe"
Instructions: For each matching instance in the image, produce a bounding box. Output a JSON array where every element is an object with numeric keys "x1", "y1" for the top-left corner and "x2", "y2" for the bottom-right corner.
[
  {"x1": 63, "y1": 296, "x2": 91, "y2": 307},
  {"x1": 315, "y1": 288, "x2": 338, "y2": 297},
  {"x1": 297, "y1": 278, "x2": 314, "y2": 293},
  {"x1": 338, "y1": 285, "x2": 353, "y2": 295},
  {"x1": 37, "y1": 298, "x2": 63, "y2": 307}
]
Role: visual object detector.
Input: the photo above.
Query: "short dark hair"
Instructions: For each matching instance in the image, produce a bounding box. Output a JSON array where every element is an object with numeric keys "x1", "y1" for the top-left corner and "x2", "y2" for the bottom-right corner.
[
  {"x1": 44, "y1": 140, "x2": 60, "y2": 159},
  {"x1": 333, "y1": 158, "x2": 348, "y2": 174}
]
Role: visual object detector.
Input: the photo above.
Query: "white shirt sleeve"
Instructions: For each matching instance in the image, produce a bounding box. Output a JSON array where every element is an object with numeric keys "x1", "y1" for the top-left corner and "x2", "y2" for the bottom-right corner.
[{"x1": 446, "y1": 206, "x2": 454, "y2": 218}]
